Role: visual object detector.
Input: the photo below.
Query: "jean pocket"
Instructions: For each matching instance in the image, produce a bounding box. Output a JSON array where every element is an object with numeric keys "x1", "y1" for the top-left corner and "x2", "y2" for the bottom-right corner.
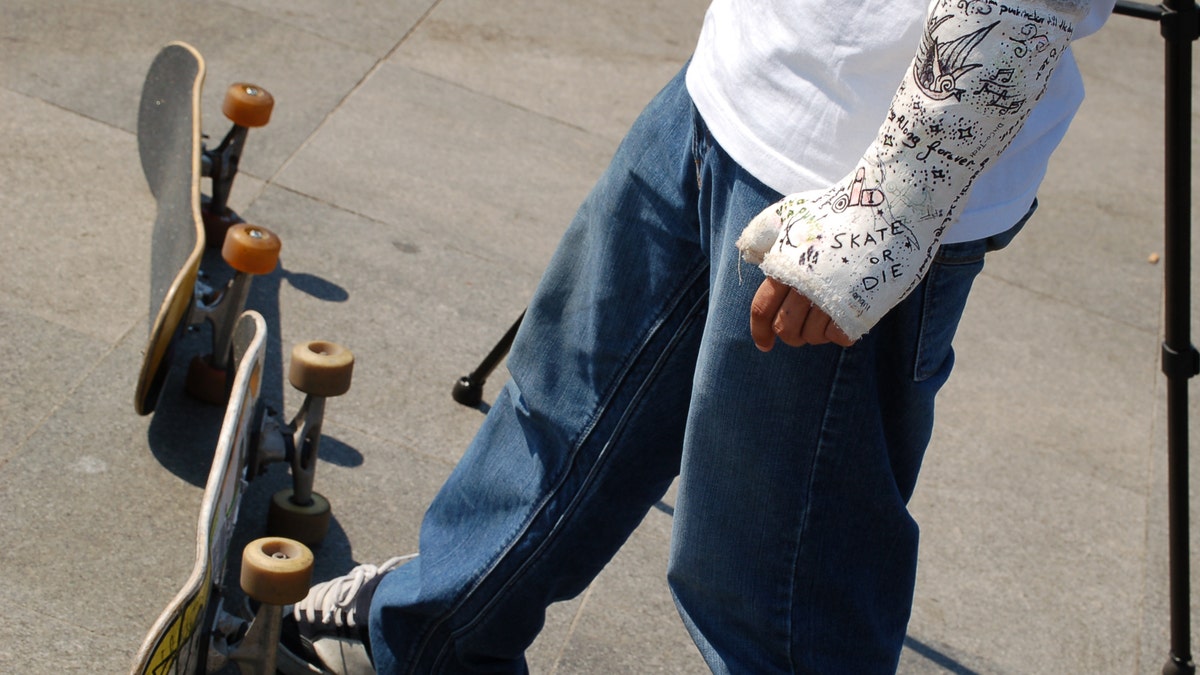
[{"x1": 913, "y1": 255, "x2": 985, "y2": 382}]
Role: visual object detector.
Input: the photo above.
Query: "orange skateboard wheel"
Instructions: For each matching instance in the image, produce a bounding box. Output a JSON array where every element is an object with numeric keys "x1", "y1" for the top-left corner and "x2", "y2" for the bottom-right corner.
[
  {"x1": 288, "y1": 341, "x2": 354, "y2": 398},
  {"x1": 240, "y1": 537, "x2": 314, "y2": 606},
  {"x1": 222, "y1": 223, "x2": 281, "y2": 275},
  {"x1": 222, "y1": 83, "x2": 274, "y2": 128}
]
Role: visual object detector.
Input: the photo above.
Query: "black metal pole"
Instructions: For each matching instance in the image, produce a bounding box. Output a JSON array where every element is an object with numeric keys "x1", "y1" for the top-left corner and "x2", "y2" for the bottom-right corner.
[
  {"x1": 1159, "y1": 0, "x2": 1199, "y2": 672},
  {"x1": 1046, "y1": 1, "x2": 1197, "y2": 669},
  {"x1": 452, "y1": 310, "x2": 525, "y2": 407},
  {"x1": 1115, "y1": 3, "x2": 1199, "y2": 669}
]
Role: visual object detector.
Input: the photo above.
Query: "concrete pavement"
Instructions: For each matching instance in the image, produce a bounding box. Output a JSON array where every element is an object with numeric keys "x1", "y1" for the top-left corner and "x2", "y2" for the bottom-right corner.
[{"x1": 0, "y1": 1, "x2": 1196, "y2": 672}]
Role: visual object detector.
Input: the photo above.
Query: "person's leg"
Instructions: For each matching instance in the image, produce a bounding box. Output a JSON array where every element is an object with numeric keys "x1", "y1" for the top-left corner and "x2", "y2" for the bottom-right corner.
[
  {"x1": 365, "y1": 56, "x2": 1019, "y2": 672},
  {"x1": 667, "y1": 132, "x2": 1014, "y2": 672},
  {"x1": 369, "y1": 67, "x2": 722, "y2": 674}
]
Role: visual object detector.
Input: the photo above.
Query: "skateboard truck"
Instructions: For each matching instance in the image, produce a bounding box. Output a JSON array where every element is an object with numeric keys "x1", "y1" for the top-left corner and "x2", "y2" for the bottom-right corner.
[
  {"x1": 189, "y1": 90, "x2": 280, "y2": 405},
  {"x1": 207, "y1": 537, "x2": 313, "y2": 674},
  {"x1": 201, "y1": 83, "x2": 274, "y2": 249},
  {"x1": 250, "y1": 341, "x2": 355, "y2": 546},
  {"x1": 210, "y1": 343, "x2": 352, "y2": 673},
  {"x1": 186, "y1": 223, "x2": 283, "y2": 405}
]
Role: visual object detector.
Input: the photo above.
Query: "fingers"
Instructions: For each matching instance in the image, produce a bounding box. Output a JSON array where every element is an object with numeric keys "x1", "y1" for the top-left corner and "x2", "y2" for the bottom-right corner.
[
  {"x1": 775, "y1": 290, "x2": 817, "y2": 348},
  {"x1": 750, "y1": 277, "x2": 792, "y2": 351},
  {"x1": 825, "y1": 321, "x2": 855, "y2": 348},
  {"x1": 749, "y1": 278, "x2": 857, "y2": 351}
]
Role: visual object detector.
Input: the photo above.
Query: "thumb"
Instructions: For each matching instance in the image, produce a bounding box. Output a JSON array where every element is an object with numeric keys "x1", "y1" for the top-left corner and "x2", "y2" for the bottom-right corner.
[{"x1": 736, "y1": 205, "x2": 785, "y2": 265}]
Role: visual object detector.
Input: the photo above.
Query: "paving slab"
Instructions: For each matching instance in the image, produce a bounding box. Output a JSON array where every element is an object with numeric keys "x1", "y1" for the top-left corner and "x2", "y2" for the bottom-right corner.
[
  {"x1": 908, "y1": 274, "x2": 1154, "y2": 672},
  {"x1": 0, "y1": 307, "x2": 103, "y2": 462},
  {"x1": 393, "y1": 0, "x2": 708, "y2": 142},
  {"x1": 4, "y1": 1, "x2": 1200, "y2": 673},
  {"x1": 218, "y1": 0, "x2": 436, "y2": 56},
  {"x1": 0, "y1": 0, "x2": 384, "y2": 178},
  {"x1": 0, "y1": 87, "x2": 150, "y2": 344},
  {"x1": 273, "y1": 60, "x2": 616, "y2": 280},
  {"x1": 0, "y1": 333, "x2": 190, "y2": 674}
]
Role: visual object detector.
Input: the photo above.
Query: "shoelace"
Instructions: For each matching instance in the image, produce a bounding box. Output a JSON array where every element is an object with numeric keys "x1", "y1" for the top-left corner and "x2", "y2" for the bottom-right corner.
[{"x1": 292, "y1": 554, "x2": 415, "y2": 628}]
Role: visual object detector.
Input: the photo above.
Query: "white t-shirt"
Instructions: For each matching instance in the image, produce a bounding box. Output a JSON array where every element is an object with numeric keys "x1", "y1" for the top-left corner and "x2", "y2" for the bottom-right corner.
[{"x1": 686, "y1": 0, "x2": 1115, "y2": 243}]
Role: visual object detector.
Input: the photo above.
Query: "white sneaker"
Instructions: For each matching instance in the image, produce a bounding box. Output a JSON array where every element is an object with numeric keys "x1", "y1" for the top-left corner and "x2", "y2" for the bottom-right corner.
[{"x1": 277, "y1": 555, "x2": 414, "y2": 675}]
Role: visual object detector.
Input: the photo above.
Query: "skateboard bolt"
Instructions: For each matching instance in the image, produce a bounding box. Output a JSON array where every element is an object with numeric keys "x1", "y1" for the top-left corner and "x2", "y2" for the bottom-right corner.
[{"x1": 243, "y1": 86, "x2": 262, "y2": 97}]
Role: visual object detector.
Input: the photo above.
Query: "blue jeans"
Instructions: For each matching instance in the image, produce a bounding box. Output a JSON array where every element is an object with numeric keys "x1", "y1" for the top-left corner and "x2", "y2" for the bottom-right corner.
[{"x1": 370, "y1": 66, "x2": 1026, "y2": 674}]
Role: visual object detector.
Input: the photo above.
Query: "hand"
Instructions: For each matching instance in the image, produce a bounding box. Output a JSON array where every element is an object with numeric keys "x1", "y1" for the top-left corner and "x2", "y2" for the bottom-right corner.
[{"x1": 749, "y1": 277, "x2": 855, "y2": 352}]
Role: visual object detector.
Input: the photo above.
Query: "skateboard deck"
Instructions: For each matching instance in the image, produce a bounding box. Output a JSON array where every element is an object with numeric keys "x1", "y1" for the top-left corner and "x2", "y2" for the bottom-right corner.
[
  {"x1": 132, "y1": 313, "x2": 356, "y2": 674},
  {"x1": 134, "y1": 41, "x2": 206, "y2": 416},
  {"x1": 132, "y1": 311, "x2": 267, "y2": 675}
]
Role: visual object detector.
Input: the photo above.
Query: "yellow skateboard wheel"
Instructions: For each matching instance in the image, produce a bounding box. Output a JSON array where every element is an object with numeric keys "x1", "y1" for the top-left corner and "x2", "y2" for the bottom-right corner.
[
  {"x1": 267, "y1": 489, "x2": 332, "y2": 546},
  {"x1": 240, "y1": 537, "x2": 313, "y2": 606},
  {"x1": 222, "y1": 223, "x2": 281, "y2": 275},
  {"x1": 223, "y1": 83, "x2": 274, "y2": 128},
  {"x1": 288, "y1": 341, "x2": 354, "y2": 398}
]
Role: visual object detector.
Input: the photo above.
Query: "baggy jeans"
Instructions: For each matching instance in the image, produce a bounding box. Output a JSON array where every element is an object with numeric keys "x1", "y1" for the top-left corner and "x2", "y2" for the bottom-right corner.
[{"x1": 370, "y1": 65, "x2": 1027, "y2": 674}]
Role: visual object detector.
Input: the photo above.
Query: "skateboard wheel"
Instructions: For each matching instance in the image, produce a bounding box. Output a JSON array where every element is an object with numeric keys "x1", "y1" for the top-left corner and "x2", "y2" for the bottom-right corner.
[
  {"x1": 185, "y1": 355, "x2": 229, "y2": 404},
  {"x1": 267, "y1": 489, "x2": 332, "y2": 546},
  {"x1": 240, "y1": 537, "x2": 314, "y2": 606},
  {"x1": 289, "y1": 341, "x2": 354, "y2": 398},
  {"x1": 222, "y1": 223, "x2": 281, "y2": 275},
  {"x1": 223, "y1": 83, "x2": 274, "y2": 128}
]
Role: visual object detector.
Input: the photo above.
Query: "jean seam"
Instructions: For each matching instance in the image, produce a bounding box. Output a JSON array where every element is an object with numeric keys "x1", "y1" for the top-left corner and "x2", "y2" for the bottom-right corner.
[
  {"x1": 455, "y1": 286, "x2": 709, "y2": 637},
  {"x1": 417, "y1": 259, "x2": 710, "y2": 671},
  {"x1": 785, "y1": 346, "x2": 852, "y2": 674},
  {"x1": 914, "y1": 254, "x2": 986, "y2": 382},
  {"x1": 913, "y1": 263, "x2": 939, "y2": 382}
]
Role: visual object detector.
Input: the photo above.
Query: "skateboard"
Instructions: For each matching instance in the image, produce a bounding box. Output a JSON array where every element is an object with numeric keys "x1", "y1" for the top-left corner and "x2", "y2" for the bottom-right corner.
[
  {"x1": 131, "y1": 311, "x2": 356, "y2": 675},
  {"x1": 134, "y1": 41, "x2": 278, "y2": 416}
]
